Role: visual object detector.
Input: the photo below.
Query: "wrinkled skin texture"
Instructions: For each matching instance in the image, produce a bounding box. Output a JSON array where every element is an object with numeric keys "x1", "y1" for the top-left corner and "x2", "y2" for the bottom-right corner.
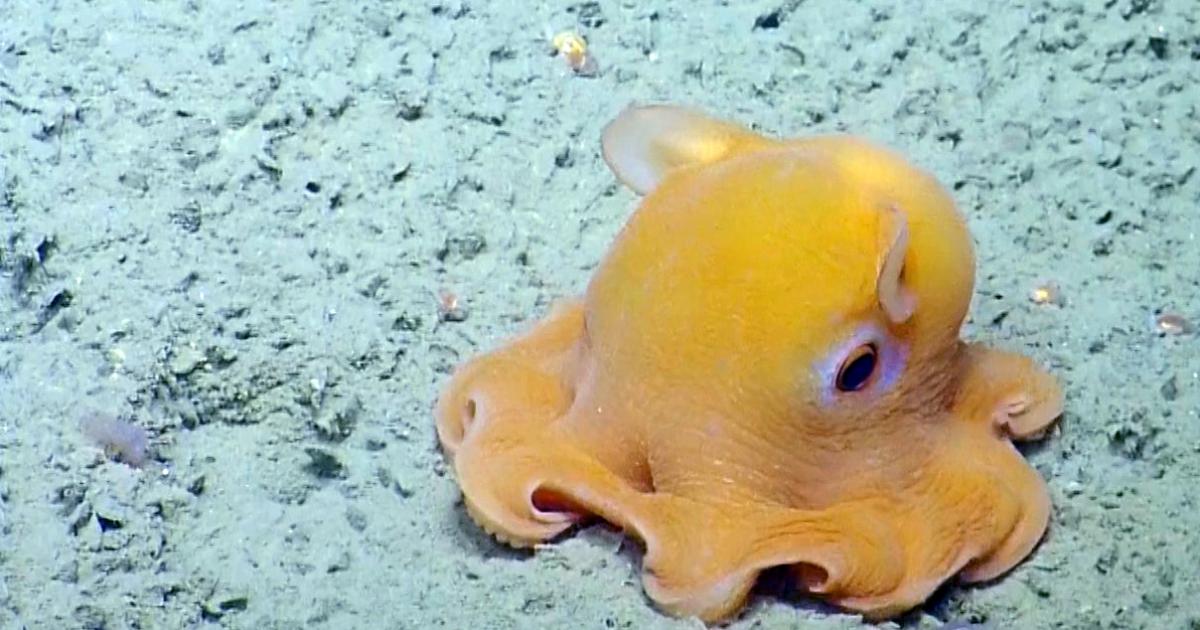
[{"x1": 436, "y1": 106, "x2": 1063, "y2": 623}]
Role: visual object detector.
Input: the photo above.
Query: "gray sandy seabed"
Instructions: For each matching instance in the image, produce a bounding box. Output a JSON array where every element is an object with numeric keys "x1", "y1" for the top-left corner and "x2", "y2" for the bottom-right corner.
[{"x1": 1, "y1": 1, "x2": 1198, "y2": 628}]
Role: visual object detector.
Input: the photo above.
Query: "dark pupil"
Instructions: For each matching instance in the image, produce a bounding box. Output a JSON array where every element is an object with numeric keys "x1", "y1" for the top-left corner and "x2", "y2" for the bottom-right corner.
[{"x1": 836, "y1": 346, "x2": 877, "y2": 392}]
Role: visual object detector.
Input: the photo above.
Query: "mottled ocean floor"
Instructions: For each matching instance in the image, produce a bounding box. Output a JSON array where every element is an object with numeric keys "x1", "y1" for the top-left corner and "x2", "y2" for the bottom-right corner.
[{"x1": 1, "y1": 1, "x2": 1198, "y2": 628}]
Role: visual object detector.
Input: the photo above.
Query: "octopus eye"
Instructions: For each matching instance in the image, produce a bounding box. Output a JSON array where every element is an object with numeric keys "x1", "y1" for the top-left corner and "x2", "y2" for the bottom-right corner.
[{"x1": 835, "y1": 344, "x2": 878, "y2": 392}]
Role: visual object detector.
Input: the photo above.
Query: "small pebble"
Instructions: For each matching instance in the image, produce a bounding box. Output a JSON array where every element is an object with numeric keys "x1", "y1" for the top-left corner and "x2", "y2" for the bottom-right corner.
[
  {"x1": 437, "y1": 289, "x2": 468, "y2": 322},
  {"x1": 1153, "y1": 312, "x2": 1193, "y2": 336}
]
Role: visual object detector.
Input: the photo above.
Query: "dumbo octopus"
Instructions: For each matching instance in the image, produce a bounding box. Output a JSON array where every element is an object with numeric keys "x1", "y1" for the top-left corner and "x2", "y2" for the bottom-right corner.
[{"x1": 435, "y1": 105, "x2": 1063, "y2": 622}]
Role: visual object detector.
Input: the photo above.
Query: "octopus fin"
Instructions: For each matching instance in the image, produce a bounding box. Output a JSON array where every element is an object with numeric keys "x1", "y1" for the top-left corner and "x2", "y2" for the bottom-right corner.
[
  {"x1": 601, "y1": 104, "x2": 770, "y2": 195},
  {"x1": 876, "y1": 204, "x2": 917, "y2": 324}
]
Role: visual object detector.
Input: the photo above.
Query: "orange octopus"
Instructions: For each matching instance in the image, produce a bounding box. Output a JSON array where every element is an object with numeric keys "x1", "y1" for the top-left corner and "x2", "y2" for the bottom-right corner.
[{"x1": 435, "y1": 105, "x2": 1063, "y2": 622}]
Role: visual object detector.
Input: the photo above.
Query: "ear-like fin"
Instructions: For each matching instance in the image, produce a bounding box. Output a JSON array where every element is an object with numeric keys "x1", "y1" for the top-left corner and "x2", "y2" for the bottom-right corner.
[
  {"x1": 877, "y1": 205, "x2": 916, "y2": 324},
  {"x1": 601, "y1": 105, "x2": 769, "y2": 195}
]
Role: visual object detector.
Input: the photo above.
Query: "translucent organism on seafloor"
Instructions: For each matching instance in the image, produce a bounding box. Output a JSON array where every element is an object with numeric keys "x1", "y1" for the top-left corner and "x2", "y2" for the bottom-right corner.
[{"x1": 81, "y1": 411, "x2": 149, "y2": 467}]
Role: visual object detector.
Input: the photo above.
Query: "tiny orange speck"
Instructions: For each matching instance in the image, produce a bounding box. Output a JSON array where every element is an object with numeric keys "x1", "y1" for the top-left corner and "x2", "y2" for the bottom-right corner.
[
  {"x1": 551, "y1": 31, "x2": 598, "y2": 76},
  {"x1": 1029, "y1": 282, "x2": 1062, "y2": 306}
]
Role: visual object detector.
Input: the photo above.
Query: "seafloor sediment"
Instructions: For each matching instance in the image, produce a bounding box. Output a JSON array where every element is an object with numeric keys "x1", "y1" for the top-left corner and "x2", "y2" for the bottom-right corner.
[{"x1": 1, "y1": 1, "x2": 1197, "y2": 628}]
